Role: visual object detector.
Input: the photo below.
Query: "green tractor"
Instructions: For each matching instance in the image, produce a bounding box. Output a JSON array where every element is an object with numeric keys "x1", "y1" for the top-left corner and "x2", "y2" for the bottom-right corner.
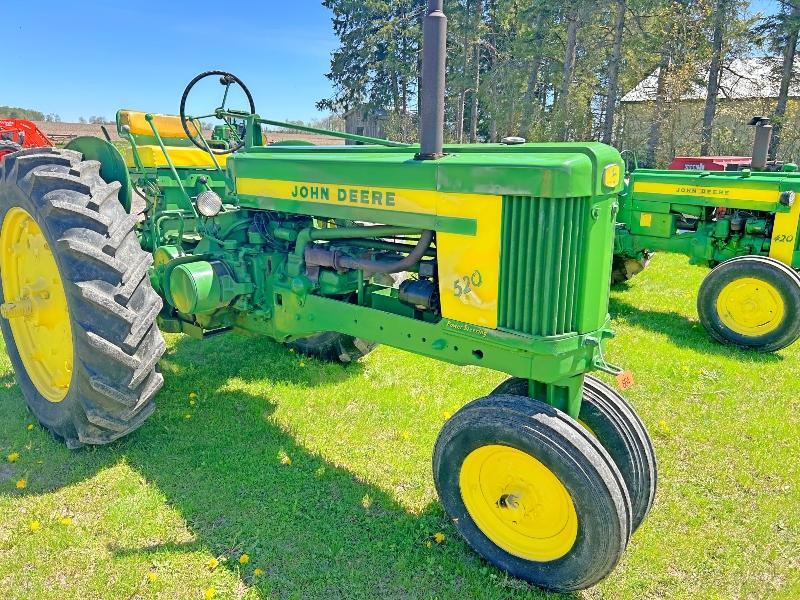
[
  {"x1": 615, "y1": 118, "x2": 800, "y2": 352},
  {"x1": 0, "y1": 2, "x2": 655, "y2": 591}
]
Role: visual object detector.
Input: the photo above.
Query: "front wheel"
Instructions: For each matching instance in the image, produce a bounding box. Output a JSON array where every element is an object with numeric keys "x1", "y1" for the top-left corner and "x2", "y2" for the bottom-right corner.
[
  {"x1": 697, "y1": 255, "x2": 800, "y2": 352},
  {"x1": 285, "y1": 331, "x2": 376, "y2": 363},
  {"x1": 433, "y1": 394, "x2": 630, "y2": 591},
  {"x1": 491, "y1": 375, "x2": 657, "y2": 533}
]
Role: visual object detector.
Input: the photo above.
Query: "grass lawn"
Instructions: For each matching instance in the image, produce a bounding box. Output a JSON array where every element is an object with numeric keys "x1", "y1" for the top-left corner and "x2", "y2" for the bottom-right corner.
[{"x1": 0, "y1": 252, "x2": 798, "y2": 599}]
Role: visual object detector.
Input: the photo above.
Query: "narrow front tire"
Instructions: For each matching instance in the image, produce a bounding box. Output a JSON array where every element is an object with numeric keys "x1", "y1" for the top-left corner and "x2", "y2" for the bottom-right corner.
[{"x1": 433, "y1": 394, "x2": 630, "y2": 591}]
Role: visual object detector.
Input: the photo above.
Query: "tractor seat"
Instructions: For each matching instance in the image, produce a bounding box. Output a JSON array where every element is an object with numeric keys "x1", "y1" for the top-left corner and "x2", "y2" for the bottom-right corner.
[{"x1": 117, "y1": 109, "x2": 228, "y2": 169}]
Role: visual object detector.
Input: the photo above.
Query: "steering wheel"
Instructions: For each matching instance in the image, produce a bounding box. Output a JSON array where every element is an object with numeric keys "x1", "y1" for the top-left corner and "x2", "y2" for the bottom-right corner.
[{"x1": 179, "y1": 70, "x2": 256, "y2": 154}]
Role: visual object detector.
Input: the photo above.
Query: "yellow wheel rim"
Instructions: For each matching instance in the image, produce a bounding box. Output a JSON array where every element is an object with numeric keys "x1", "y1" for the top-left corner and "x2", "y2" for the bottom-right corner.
[
  {"x1": 0, "y1": 207, "x2": 73, "y2": 402},
  {"x1": 716, "y1": 277, "x2": 785, "y2": 337},
  {"x1": 459, "y1": 444, "x2": 578, "y2": 562}
]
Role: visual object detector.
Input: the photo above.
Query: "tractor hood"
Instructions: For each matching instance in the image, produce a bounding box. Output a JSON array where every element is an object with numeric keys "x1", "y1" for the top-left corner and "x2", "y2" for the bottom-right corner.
[{"x1": 229, "y1": 142, "x2": 623, "y2": 200}]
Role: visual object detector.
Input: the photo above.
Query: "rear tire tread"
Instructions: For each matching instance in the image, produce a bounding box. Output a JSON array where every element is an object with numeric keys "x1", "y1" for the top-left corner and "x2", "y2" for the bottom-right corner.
[{"x1": 0, "y1": 149, "x2": 165, "y2": 447}]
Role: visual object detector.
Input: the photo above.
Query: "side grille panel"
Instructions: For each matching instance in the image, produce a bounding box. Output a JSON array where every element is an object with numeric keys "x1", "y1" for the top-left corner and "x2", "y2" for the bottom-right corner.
[{"x1": 498, "y1": 196, "x2": 587, "y2": 336}]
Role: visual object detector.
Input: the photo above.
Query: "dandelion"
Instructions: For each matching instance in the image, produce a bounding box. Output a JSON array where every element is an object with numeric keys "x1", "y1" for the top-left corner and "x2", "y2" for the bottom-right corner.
[
  {"x1": 189, "y1": 399, "x2": 197, "y2": 407},
  {"x1": 204, "y1": 587, "x2": 217, "y2": 599},
  {"x1": 434, "y1": 532, "x2": 446, "y2": 544},
  {"x1": 298, "y1": 361, "x2": 306, "y2": 368},
  {"x1": 278, "y1": 450, "x2": 292, "y2": 466},
  {"x1": 239, "y1": 553, "x2": 250, "y2": 565},
  {"x1": 7, "y1": 452, "x2": 19, "y2": 462},
  {"x1": 207, "y1": 557, "x2": 219, "y2": 570},
  {"x1": 253, "y1": 568, "x2": 264, "y2": 577},
  {"x1": 184, "y1": 413, "x2": 193, "y2": 420},
  {"x1": 361, "y1": 494, "x2": 372, "y2": 509},
  {"x1": 442, "y1": 411, "x2": 452, "y2": 420},
  {"x1": 29, "y1": 520, "x2": 41, "y2": 532},
  {"x1": 147, "y1": 572, "x2": 158, "y2": 583},
  {"x1": 60, "y1": 516, "x2": 72, "y2": 526},
  {"x1": 288, "y1": 348, "x2": 295, "y2": 353},
  {"x1": 189, "y1": 391, "x2": 199, "y2": 399},
  {"x1": 401, "y1": 431, "x2": 411, "y2": 441},
  {"x1": 26, "y1": 423, "x2": 34, "y2": 431},
  {"x1": 425, "y1": 540, "x2": 432, "y2": 548},
  {"x1": 15, "y1": 479, "x2": 26, "y2": 489}
]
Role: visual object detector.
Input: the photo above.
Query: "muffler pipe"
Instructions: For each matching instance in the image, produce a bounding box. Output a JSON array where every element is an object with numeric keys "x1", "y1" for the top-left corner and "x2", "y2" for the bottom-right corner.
[{"x1": 749, "y1": 116, "x2": 772, "y2": 171}]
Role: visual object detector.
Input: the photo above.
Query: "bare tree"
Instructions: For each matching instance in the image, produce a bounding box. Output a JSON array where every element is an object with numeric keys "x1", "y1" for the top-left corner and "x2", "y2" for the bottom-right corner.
[
  {"x1": 558, "y1": 4, "x2": 579, "y2": 141},
  {"x1": 771, "y1": 0, "x2": 800, "y2": 157},
  {"x1": 602, "y1": 0, "x2": 626, "y2": 145},
  {"x1": 701, "y1": 0, "x2": 729, "y2": 155}
]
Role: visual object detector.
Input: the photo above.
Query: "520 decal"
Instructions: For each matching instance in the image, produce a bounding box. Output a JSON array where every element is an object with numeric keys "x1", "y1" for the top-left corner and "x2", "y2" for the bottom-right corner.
[
  {"x1": 454, "y1": 270, "x2": 483, "y2": 297},
  {"x1": 774, "y1": 234, "x2": 795, "y2": 243}
]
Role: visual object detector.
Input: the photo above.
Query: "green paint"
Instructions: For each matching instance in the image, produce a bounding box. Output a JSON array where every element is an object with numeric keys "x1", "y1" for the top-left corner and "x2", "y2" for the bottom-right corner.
[{"x1": 85, "y1": 111, "x2": 626, "y2": 413}]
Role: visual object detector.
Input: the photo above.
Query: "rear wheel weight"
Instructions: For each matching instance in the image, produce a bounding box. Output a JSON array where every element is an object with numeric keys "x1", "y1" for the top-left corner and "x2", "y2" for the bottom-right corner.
[
  {"x1": 697, "y1": 255, "x2": 800, "y2": 352},
  {"x1": 433, "y1": 395, "x2": 630, "y2": 592},
  {"x1": 0, "y1": 148, "x2": 166, "y2": 447},
  {"x1": 490, "y1": 375, "x2": 657, "y2": 533}
]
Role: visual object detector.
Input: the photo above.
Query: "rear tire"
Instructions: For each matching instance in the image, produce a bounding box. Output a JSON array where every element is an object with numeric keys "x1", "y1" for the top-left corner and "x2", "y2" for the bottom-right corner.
[
  {"x1": 611, "y1": 253, "x2": 651, "y2": 284},
  {"x1": 0, "y1": 140, "x2": 22, "y2": 161},
  {"x1": 434, "y1": 394, "x2": 630, "y2": 591},
  {"x1": 491, "y1": 375, "x2": 656, "y2": 533},
  {"x1": 286, "y1": 331, "x2": 376, "y2": 363},
  {"x1": 0, "y1": 148, "x2": 165, "y2": 448},
  {"x1": 697, "y1": 255, "x2": 800, "y2": 352}
]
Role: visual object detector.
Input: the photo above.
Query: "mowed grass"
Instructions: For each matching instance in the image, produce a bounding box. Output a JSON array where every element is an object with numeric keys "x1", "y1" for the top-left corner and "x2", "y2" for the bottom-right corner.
[{"x1": 0, "y1": 253, "x2": 798, "y2": 599}]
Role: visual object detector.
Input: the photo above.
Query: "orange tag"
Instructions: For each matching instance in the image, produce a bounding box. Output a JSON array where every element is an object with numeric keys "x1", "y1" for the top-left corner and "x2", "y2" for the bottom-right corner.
[{"x1": 616, "y1": 370, "x2": 634, "y2": 390}]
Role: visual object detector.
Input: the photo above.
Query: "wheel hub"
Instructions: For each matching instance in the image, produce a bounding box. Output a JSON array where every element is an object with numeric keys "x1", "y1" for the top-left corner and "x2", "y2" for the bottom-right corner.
[
  {"x1": 0, "y1": 207, "x2": 73, "y2": 402},
  {"x1": 716, "y1": 276, "x2": 785, "y2": 336},
  {"x1": 459, "y1": 444, "x2": 578, "y2": 562}
]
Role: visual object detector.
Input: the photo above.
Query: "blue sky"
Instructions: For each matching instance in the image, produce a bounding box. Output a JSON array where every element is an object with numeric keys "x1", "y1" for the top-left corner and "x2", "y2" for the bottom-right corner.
[
  {"x1": 5, "y1": 1, "x2": 782, "y2": 123},
  {"x1": 5, "y1": 1, "x2": 338, "y2": 123}
]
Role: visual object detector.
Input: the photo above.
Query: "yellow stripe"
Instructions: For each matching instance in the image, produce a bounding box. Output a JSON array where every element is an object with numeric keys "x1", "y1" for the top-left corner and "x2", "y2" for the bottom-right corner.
[
  {"x1": 236, "y1": 178, "x2": 502, "y2": 329},
  {"x1": 770, "y1": 197, "x2": 800, "y2": 265},
  {"x1": 633, "y1": 181, "x2": 781, "y2": 203}
]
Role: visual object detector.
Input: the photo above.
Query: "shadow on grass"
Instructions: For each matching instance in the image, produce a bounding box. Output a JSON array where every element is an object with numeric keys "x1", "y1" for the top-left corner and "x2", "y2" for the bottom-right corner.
[
  {"x1": 2, "y1": 333, "x2": 565, "y2": 599},
  {"x1": 609, "y1": 298, "x2": 782, "y2": 362}
]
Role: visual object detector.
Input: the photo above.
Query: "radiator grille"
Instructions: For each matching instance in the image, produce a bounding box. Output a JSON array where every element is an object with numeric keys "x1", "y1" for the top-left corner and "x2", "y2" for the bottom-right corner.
[{"x1": 497, "y1": 196, "x2": 587, "y2": 336}]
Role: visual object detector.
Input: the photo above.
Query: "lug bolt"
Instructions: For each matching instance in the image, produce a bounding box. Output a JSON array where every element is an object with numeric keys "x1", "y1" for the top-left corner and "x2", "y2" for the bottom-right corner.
[{"x1": 0, "y1": 299, "x2": 33, "y2": 320}]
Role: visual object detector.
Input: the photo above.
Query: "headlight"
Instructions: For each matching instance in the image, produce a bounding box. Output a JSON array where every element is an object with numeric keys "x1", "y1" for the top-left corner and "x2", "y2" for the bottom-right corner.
[
  {"x1": 603, "y1": 164, "x2": 621, "y2": 188},
  {"x1": 196, "y1": 190, "x2": 223, "y2": 217}
]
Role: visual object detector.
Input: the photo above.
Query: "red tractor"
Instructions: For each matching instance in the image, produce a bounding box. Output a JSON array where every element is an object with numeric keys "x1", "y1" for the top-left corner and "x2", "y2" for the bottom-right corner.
[{"x1": 0, "y1": 119, "x2": 53, "y2": 159}]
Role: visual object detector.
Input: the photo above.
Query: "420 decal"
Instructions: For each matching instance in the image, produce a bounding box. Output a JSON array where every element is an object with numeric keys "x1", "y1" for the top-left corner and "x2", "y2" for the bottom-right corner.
[{"x1": 453, "y1": 270, "x2": 483, "y2": 297}]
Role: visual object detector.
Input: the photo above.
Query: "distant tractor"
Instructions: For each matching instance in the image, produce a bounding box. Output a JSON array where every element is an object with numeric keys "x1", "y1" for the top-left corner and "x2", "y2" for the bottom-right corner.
[
  {"x1": 616, "y1": 117, "x2": 800, "y2": 352},
  {"x1": 0, "y1": 119, "x2": 53, "y2": 159},
  {"x1": 0, "y1": 1, "x2": 655, "y2": 592}
]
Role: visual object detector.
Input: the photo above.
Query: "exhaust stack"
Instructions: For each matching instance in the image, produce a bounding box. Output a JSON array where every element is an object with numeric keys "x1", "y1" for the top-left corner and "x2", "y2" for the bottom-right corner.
[
  {"x1": 417, "y1": 0, "x2": 447, "y2": 160},
  {"x1": 749, "y1": 116, "x2": 772, "y2": 171}
]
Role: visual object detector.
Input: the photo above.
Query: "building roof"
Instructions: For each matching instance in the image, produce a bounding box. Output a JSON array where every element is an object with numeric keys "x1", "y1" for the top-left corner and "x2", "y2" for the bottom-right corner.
[{"x1": 621, "y1": 57, "x2": 800, "y2": 103}]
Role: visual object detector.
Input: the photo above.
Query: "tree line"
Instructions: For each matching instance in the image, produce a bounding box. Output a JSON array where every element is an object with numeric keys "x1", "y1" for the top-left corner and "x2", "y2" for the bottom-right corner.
[{"x1": 319, "y1": 0, "x2": 800, "y2": 165}]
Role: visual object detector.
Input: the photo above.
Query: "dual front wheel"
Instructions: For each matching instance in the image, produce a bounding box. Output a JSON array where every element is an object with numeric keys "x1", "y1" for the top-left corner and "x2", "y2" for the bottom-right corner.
[{"x1": 433, "y1": 375, "x2": 656, "y2": 591}]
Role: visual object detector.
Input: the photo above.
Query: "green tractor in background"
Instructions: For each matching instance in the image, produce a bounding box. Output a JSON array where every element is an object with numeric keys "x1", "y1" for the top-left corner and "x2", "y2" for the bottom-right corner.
[
  {"x1": 0, "y1": 2, "x2": 656, "y2": 591},
  {"x1": 615, "y1": 117, "x2": 800, "y2": 352}
]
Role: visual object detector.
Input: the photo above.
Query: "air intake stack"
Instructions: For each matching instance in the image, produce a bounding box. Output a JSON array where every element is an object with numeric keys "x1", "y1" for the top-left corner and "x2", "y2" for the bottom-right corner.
[{"x1": 417, "y1": 0, "x2": 447, "y2": 160}]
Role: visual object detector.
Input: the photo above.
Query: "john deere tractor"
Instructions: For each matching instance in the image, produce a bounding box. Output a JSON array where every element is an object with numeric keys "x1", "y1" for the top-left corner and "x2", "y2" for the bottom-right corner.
[
  {"x1": 0, "y1": 2, "x2": 655, "y2": 591},
  {"x1": 615, "y1": 117, "x2": 800, "y2": 352}
]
